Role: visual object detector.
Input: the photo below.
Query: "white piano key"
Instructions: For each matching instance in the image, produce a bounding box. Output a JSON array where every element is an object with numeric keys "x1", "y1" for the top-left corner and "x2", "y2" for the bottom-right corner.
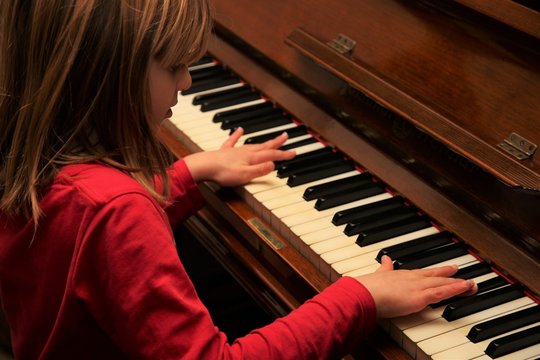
[
  {"x1": 400, "y1": 296, "x2": 535, "y2": 358},
  {"x1": 194, "y1": 123, "x2": 304, "y2": 152},
  {"x1": 243, "y1": 171, "x2": 287, "y2": 194},
  {"x1": 328, "y1": 227, "x2": 440, "y2": 270},
  {"x1": 174, "y1": 98, "x2": 267, "y2": 130},
  {"x1": 421, "y1": 307, "x2": 538, "y2": 360},
  {"x1": 263, "y1": 193, "x2": 312, "y2": 210},
  {"x1": 431, "y1": 322, "x2": 540, "y2": 360},
  {"x1": 175, "y1": 82, "x2": 246, "y2": 112},
  {"x1": 285, "y1": 193, "x2": 393, "y2": 231},
  {"x1": 253, "y1": 171, "x2": 359, "y2": 203},
  {"x1": 188, "y1": 61, "x2": 217, "y2": 71}
]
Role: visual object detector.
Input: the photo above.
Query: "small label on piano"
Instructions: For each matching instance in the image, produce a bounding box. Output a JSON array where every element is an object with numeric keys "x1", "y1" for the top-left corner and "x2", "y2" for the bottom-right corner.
[{"x1": 248, "y1": 218, "x2": 285, "y2": 250}]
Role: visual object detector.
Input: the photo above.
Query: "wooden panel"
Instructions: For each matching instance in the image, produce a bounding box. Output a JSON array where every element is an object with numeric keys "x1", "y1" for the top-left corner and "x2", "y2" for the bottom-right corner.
[{"x1": 212, "y1": 0, "x2": 540, "y2": 187}]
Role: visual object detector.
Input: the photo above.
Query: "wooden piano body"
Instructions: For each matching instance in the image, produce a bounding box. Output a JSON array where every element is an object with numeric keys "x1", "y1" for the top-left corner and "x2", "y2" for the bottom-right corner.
[{"x1": 161, "y1": 0, "x2": 540, "y2": 358}]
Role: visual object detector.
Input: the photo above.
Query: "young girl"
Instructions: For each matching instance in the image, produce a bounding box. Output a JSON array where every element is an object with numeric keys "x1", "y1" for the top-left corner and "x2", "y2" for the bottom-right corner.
[{"x1": 0, "y1": 0, "x2": 476, "y2": 359}]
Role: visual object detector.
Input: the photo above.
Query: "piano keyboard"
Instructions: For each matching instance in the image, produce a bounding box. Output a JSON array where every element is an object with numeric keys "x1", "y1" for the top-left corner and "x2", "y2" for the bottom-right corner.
[{"x1": 168, "y1": 56, "x2": 540, "y2": 360}]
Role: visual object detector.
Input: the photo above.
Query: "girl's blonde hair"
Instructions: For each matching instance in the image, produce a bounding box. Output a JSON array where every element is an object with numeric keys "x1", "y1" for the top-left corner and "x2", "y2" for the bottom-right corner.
[{"x1": 0, "y1": 0, "x2": 212, "y2": 223}]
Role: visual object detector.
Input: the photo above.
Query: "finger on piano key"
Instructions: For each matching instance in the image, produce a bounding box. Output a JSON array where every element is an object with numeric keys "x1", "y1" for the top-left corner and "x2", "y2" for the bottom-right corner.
[
  {"x1": 172, "y1": 99, "x2": 265, "y2": 138},
  {"x1": 417, "y1": 304, "x2": 539, "y2": 359},
  {"x1": 442, "y1": 284, "x2": 525, "y2": 321},
  {"x1": 429, "y1": 275, "x2": 508, "y2": 309},
  {"x1": 243, "y1": 124, "x2": 309, "y2": 144},
  {"x1": 343, "y1": 252, "x2": 478, "y2": 283},
  {"x1": 394, "y1": 243, "x2": 469, "y2": 270},
  {"x1": 215, "y1": 101, "x2": 277, "y2": 126},
  {"x1": 242, "y1": 143, "x2": 329, "y2": 195},
  {"x1": 199, "y1": 123, "x2": 302, "y2": 151},
  {"x1": 232, "y1": 115, "x2": 293, "y2": 135}
]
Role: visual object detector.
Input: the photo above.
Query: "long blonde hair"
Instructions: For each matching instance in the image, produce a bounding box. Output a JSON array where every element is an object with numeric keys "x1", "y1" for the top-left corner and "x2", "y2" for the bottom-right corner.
[{"x1": 0, "y1": 0, "x2": 212, "y2": 223}]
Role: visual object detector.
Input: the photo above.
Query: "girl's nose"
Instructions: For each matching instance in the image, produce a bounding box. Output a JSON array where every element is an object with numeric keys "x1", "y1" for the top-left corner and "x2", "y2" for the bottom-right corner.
[{"x1": 178, "y1": 66, "x2": 192, "y2": 91}]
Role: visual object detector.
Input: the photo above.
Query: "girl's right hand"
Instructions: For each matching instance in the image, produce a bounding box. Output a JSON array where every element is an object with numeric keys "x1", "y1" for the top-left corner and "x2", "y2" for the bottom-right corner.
[{"x1": 354, "y1": 255, "x2": 477, "y2": 318}]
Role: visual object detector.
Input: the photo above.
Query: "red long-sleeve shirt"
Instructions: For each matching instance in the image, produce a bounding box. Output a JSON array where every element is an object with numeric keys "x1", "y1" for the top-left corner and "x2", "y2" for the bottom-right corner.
[{"x1": 0, "y1": 161, "x2": 376, "y2": 359}]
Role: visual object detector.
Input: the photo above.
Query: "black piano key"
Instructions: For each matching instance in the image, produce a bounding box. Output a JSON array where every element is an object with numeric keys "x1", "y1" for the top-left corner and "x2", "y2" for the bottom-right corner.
[
  {"x1": 277, "y1": 151, "x2": 343, "y2": 178},
  {"x1": 283, "y1": 157, "x2": 350, "y2": 180},
  {"x1": 332, "y1": 196, "x2": 405, "y2": 226},
  {"x1": 442, "y1": 284, "x2": 524, "y2": 321},
  {"x1": 235, "y1": 115, "x2": 293, "y2": 134},
  {"x1": 315, "y1": 183, "x2": 385, "y2": 210},
  {"x1": 219, "y1": 107, "x2": 279, "y2": 127},
  {"x1": 474, "y1": 275, "x2": 509, "y2": 293},
  {"x1": 452, "y1": 262, "x2": 492, "y2": 280},
  {"x1": 287, "y1": 161, "x2": 356, "y2": 187},
  {"x1": 376, "y1": 230, "x2": 454, "y2": 262},
  {"x1": 279, "y1": 136, "x2": 318, "y2": 151},
  {"x1": 485, "y1": 324, "x2": 540, "y2": 358},
  {"x1": 303, "y1": 173, "x2": 372, "y2": 201},
  {"x1": 222, "y1": 112, "x2": 288, "y2": 130},
  {"x1": 275, "y1": 147, "x2": 333, "y2": 168},
  {"x1": 213, "y1": 101, "x2": 274, "y2": 123},
  {"x1": 430, "y1": 275, "x2": 508, "y2": 308},
  {"x1": 356, "y1": 216, "x2": 432, "y2": 246},
  {"x1": 244, "y1": 125, "x2": 308, "y2": 144},
  {"x1": 394, "y1": 243, "x2": 468, "y2": 270},
  {"x1": 183, "y1": 75, "x2": 240, "y2": 95},
  {"x1": 189, "y1": 55, "x2": 213, "y2": 67},
  {"x1": 344, "y1": 206, "x2": 420, "y2": 236},
  {"x1": 192, "y1": 85, "x2": 261, "y2": 111},
  {"x1": 189, "y1": 64, "x2": 229, "y2": 82},
  {"x1": 467, "y1": 305, "x2": 540, "y2": 343},
  {"x1": 192, "y1": 84, "x2": 250, "y2": 105}
]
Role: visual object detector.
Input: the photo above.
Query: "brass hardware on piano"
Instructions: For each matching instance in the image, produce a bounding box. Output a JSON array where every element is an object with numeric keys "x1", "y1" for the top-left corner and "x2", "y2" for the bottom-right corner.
[
  {"x1": 326, "y1": 34, "x2": 356, "y2": 55},
  {"x1": 498, "y1": 132, "x2": 537, "y2": 160}
]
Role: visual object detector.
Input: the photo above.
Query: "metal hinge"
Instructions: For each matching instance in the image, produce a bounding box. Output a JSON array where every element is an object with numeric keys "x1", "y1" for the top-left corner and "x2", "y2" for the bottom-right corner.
[
  {"x1": 498, "y1": 132, "x2": 537, "y2": 160},
  {"x1": 327, "y1": 34, "x2": 356, "y2": 55}
]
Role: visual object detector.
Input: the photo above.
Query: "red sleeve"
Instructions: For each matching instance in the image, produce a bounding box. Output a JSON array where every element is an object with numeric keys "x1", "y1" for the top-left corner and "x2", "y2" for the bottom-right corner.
[
  {"x1": 162, "y1": 159, "x2": 205, "y2": 227},
  {"x1": 72, "y1": 193, "x2": 377, "y2": 359}
]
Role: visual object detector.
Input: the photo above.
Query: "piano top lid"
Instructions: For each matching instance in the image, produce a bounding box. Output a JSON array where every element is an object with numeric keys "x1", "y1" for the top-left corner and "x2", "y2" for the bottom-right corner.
[{"x1": 212, "y1": 0, "x2": 540, "y2": 193}]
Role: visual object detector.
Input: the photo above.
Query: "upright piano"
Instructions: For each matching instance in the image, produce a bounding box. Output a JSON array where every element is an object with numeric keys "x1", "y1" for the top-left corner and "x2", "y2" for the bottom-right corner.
[{"x1": 160, "y1": 0, "x2": 540, "y2": 358}]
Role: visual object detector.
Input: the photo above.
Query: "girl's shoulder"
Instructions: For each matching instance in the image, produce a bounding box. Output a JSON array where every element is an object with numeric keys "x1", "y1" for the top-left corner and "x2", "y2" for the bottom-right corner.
[{"x1": 51, "y1": 162, "x2": 152, "y2": 205}]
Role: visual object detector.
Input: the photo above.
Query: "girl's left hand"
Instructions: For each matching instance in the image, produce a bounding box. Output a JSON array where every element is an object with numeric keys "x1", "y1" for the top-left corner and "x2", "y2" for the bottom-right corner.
[{"x1": 184, "y1": 128, "x2": 296, "y2": 187}]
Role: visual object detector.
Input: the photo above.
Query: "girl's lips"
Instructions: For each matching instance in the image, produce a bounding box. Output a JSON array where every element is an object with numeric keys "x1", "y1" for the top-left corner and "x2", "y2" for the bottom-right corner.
[{"x1": 166, "y1": 109, "x2": 173, "y2": 118}]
